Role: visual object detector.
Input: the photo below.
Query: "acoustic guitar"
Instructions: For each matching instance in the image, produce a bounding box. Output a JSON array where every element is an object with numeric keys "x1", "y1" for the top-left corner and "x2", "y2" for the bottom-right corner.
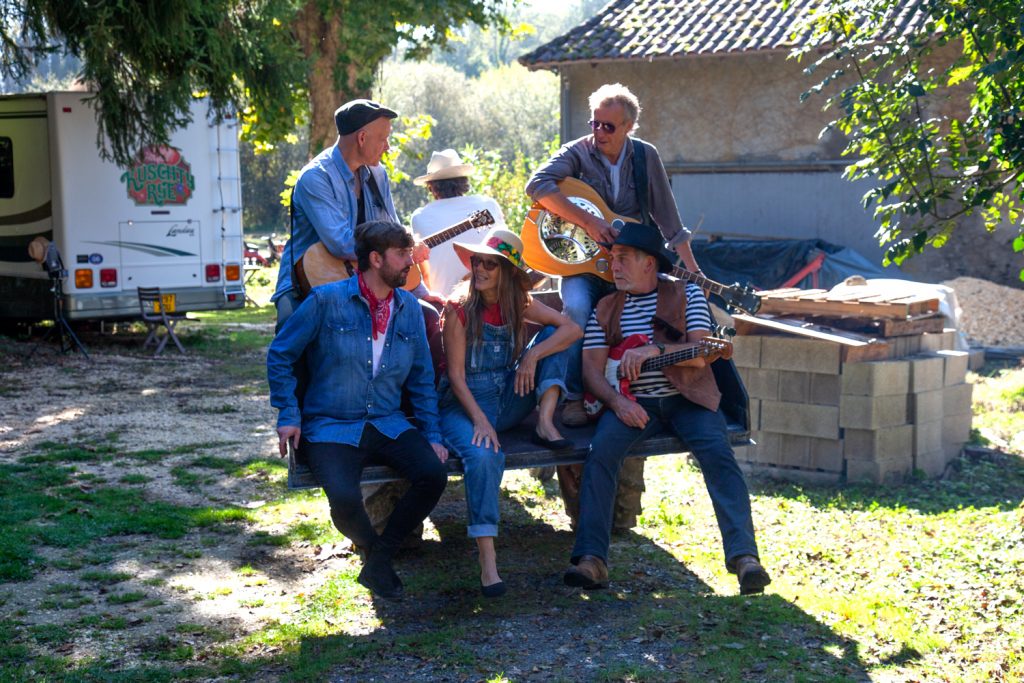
[
  {"x1": 520, "y1": 177, "x2": 762, "y2": 315},
  {"x1": 583, "y1": 334, "x2": 733, "y2": 416},
  {"x1": 294, "y1": 209, "x2": 495, "y2": 296}
]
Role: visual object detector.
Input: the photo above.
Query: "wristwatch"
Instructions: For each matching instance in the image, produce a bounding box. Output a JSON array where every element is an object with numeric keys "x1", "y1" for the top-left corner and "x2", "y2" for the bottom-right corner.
[{"x1": 654, "y1": 342, "x2": 666, "y2": 355}]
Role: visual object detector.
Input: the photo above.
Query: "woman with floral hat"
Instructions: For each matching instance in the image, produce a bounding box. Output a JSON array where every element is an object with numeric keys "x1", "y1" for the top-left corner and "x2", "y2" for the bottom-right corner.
[{"x1": 439, "y1": 228, "x2": 581, "y2": 597}]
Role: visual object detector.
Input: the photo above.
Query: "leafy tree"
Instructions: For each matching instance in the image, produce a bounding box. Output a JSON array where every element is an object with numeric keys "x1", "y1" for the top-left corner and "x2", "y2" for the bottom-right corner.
[
  {"x1": 1, "y1": 0, "x2": 513, "y2": 164},
  {"x1": 2, "y1": 0, "x2": 304, "y2": 164},
  {"x1": 796, "y1": 0, "x2": 1024, "y2": 277}
]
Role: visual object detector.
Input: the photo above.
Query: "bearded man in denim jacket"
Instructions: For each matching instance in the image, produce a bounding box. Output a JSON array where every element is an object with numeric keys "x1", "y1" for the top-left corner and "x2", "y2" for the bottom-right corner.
[{"x1": 267, "y1": 221, "x2": 448, "y2": 601}]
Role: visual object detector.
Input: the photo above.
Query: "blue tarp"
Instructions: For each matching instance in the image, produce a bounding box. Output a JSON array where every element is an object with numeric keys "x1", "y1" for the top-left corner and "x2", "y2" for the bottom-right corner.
[{"x1": 691, "y1": 238, "x2": 905, "y2": 291}]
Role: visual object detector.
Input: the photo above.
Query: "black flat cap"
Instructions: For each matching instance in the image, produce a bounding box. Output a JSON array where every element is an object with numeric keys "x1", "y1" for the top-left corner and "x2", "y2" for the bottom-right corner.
[{"x1": 334, "y1": 99, "x2": 398, "y2": 136}]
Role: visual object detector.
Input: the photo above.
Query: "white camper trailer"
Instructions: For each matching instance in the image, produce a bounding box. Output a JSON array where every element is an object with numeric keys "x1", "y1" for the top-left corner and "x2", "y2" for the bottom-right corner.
[{"x1": 0, "y1": 91, "x2": 245, "y2": 320}]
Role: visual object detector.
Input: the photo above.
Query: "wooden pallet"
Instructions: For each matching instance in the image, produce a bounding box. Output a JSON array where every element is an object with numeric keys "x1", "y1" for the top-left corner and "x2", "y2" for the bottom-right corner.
[{"x1": 756, "y1": 286, "x2": 939, "y2": 320}]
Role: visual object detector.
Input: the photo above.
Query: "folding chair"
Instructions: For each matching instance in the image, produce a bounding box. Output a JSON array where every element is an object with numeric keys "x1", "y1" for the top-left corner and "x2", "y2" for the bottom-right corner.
[{"x1": 137, "y1": 287, "x2": 187, "y2": 356}]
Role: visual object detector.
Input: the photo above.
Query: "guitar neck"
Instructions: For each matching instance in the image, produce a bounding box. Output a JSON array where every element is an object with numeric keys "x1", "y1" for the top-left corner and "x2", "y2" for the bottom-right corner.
[
  {"x1": 672, "y1": 267, "x2": 727, "y2": 297},
  {"x1": 423, "y1": 216, "x2": 485, "y2": 248},
  {"x1": 638, "y1": 345, "x2": 708, "y2": 373}
]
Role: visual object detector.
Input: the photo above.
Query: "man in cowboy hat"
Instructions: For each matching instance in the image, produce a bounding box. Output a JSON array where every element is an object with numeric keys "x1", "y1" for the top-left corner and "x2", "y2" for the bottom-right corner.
[
  {"x1": 563, "y1": 222, "x2": 771, "y2": 596},
  {"x1": 411, "y1": 149, "x2": 506, "y2": 299}
]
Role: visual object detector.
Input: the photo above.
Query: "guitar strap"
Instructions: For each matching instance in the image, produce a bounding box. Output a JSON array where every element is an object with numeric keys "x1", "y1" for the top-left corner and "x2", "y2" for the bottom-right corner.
[{"x1": 631, "y1": 138, "x2": 652, "y2": 226}]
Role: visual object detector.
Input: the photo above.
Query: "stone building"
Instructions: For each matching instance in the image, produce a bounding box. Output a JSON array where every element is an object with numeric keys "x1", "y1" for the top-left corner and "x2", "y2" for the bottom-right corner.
[{"x1": 519, "y1": 0, "x2": 1021, "y2": 286}]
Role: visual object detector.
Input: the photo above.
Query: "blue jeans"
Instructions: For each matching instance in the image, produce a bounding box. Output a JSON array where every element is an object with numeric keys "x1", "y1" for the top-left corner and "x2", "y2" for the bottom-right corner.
[
  {"x1": 441, "y1": 326, "x2": 569, "y2": 538},
  {"x1": 572, "y1": 394, "x2": 759, "y2": 569},
  {"x1": 560, "y1": 275, "x2": 617, "y2": 400}
]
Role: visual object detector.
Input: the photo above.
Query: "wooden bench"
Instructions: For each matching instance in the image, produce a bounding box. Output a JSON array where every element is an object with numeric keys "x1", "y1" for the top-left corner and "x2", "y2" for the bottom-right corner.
[{"x1": 287, "y1": 358, "x2": 752, "y2": 489}]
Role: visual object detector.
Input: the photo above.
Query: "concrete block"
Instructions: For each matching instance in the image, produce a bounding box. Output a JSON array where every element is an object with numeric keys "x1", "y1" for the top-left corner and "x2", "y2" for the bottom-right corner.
[
  {"x1": 912, "y1": 421, "x2": 943, "y2": 456},
  {"x1": 741, "y1": 431, "x2": 783, "y2": 465},
  {"x1": 749, "y1": 398, "x2": 761, "y2": 432},
  {"x1": 839, "y1": 394, "x2": 909, "y2": 429},
  {"x1": 843, "y1": 425, "x2": 913, "y2": 461},
  {"x1": 777, "y1": 434, "x2": 810, "y2": 468},
  {"x1": 761, "y1": 401, "x2": 840, "y2": 439},
  {"x1": 920, "y1": 329, "x2": 957, "y2": 352},
  {"x1": 808, "y1": 437, "x2": 844, "y2": 472},
  {"x1": 810, "y1": 373, "x2": 841, "y2": 406},
  {"x1": 915, "y1": 448, "x2": 950, "y2": 477},
  {"x1": 732, "y1": 335, "x2": 761, "y2": 368},
  {"x1": 937, "y1": 350, "x2": 970, "y2": 386},
  {"x1": 942, "y1": 412, "x2": 973, "y2": 446},
  {"x1": 739, "y1": 368, "x2": 779, "y2": 401},
  {"x1": 909, "y1": 389, "x2": 945, "y2": 423},
  {"x1": 841, "y1": 360, "x2": 910, "y2": 397},
  {"x1": 908, "y1": 355, "x2": 945, "y2": 393},
  {"x1": 943, "y1": 383, "x2": 974, "y2": 416},
  {"x1": 846, "y1": 456, "x2": 913, "y2": 485},
  {"x1": 967, "y1": 348, "x2": 986, "y2": 371},
  {"x1": 779, "y1": 371, "x2": 810, "y2": 402},
  {"x1": 891, "y1": 335, "x2": 922, "y2": 358},
  {"x1": 760, "y1": 336, "x2": 841, "y2": 375}
]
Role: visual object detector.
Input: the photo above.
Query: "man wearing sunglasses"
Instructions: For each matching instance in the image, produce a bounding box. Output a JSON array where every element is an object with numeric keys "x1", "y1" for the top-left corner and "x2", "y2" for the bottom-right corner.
[
  {"x1": 526, "y1": 83, "x2": 702, "y2": 531},
  {"x1": 526, "y1": 83, "x2": 701, "y2": 427}
]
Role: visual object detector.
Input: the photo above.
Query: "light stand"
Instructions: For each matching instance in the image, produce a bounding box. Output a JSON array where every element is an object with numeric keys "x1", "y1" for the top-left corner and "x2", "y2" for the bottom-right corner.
[{"x1": 28, "y1": 246, "x2": 89, "y2": 360}]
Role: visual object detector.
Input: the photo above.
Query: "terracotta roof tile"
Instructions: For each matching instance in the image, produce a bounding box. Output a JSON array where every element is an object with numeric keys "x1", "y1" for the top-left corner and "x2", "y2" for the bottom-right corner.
[{"x1": 520, "y1": 0, "x2": 925, "y2": 68}]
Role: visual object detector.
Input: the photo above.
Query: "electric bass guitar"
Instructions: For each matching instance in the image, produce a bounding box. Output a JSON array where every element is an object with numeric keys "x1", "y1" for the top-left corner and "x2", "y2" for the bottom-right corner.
[
  {"x1": 294, "y1": 209, "x2": 494, "y2": 296},
  {"x1": 583, "y1": 334, "x2": 733, "y2": 416},
  {"x1": 520, "y1": 177, "x2": 761, "y2": 315}
]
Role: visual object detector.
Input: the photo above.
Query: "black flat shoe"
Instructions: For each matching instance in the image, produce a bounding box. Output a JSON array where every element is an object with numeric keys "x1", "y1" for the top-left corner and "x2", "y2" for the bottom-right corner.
[
  {"x1": 480, "y1": 580, "x2": 507, "y2": 598},
  {"x1": 531, "y1": 432, "x2": 574, "y2": 451}
]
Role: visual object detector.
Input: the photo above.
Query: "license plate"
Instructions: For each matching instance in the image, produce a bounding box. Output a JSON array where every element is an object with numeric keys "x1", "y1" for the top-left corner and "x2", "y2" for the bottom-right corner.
[{"x1": 153, "y1": 293, "x2": 176, "y2": 313}]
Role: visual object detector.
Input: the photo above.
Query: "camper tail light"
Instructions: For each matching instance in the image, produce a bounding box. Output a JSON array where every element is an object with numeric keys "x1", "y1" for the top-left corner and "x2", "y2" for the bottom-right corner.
[
  {"x1": 75, "y1": 269, "x2": 93, "y2": 288},
  {"x1": 205, "y1": 264, "x2": 221, "y2": 282},
  {"x1": 100, "y1": 269, "x2": 117, "y2": 288},
  {"x1": 226, "y1": 264, "x2": 241, "y2": 281}
]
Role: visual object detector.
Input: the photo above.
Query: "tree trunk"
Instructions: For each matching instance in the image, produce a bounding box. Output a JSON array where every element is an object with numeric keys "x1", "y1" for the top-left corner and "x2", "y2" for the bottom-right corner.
[{"x1": 294, "y1": 2, "x2": 376, "y2": 157}]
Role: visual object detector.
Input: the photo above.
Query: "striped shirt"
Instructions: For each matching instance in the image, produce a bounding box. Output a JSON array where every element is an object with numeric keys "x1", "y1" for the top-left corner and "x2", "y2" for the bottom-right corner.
[{"x1": 583, "y1": 283, "x2": 713, "y2": 397}]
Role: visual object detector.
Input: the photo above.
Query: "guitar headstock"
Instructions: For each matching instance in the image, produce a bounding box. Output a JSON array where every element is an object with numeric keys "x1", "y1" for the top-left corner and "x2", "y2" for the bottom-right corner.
[
  {"x1": 470, "y1": 209, "x2": 495, "y2": 229},
  {"x1": 722, "y1": 283, "x2": 761, "y2": 315},
  {"x1": 698, "y1": 336, "x2": 733, "y2": 361}
]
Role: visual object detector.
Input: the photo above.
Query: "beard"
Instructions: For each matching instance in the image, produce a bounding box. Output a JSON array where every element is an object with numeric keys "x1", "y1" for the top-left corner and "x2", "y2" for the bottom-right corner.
[{"x1": 380, "y1": 263, "x2": 411, "y2": 289}]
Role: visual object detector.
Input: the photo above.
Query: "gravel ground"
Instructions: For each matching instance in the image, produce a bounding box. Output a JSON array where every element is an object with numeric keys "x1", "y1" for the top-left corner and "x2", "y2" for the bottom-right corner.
[{"x1": 944, "y1": 276, "x2": 1024, "y2": 348}]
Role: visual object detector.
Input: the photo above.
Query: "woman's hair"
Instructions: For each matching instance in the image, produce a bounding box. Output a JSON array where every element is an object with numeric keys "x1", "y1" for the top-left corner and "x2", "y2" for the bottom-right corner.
[{"x1": 448, "y1": 258, "x2": 532, "y2": 359}]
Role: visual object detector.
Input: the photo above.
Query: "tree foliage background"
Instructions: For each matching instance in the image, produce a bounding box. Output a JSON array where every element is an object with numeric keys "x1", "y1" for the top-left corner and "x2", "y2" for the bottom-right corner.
[{"x1": 796, "y1": 0, "x2": 1024, "y2": 278}]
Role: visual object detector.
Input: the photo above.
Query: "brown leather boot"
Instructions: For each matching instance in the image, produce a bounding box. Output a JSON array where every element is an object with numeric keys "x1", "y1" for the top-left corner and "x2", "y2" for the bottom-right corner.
[
  {"x1": 735, "y1": 555, "x2": 771, "y2": 595},
  {"x1": 563, "y1": 555, "x2": 609, "y2": 589}
]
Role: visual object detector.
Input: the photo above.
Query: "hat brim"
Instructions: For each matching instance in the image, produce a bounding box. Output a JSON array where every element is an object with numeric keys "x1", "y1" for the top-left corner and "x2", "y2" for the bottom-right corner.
[
  {"x1": 453, "y1": 242, "x2": 532, "y2": 289},
  {"x1": 413, "y1": 164, "x2": 475, "y2": 186}
]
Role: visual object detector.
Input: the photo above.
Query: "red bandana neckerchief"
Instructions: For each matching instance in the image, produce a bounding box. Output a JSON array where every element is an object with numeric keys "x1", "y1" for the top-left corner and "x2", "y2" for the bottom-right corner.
[{"x1": 357, "y1": 272, "x2": 393, "y2": 340}]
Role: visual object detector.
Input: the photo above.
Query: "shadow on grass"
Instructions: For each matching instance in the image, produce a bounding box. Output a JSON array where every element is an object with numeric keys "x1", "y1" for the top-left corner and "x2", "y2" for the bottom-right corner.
[
  {"x1": 281, "y1": 487, "x2": 871, "y2": 683},
  {"x1": 750, "y1": 449, "x2": 1024, "y2": 516}
]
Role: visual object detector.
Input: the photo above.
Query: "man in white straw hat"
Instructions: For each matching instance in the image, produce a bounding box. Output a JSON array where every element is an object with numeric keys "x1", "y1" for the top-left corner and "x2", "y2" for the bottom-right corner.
[{"x1": 411, "y1": 149, "x2": 506, "y2": 299}]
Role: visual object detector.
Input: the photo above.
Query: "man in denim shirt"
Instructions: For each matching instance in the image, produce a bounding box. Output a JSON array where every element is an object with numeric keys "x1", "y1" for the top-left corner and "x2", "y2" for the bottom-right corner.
[{"x1": 268, "y1": 221, "x2": 448, "y2": 601}]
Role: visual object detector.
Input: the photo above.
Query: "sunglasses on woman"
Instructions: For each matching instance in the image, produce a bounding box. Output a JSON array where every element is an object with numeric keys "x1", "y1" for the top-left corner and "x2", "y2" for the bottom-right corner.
[
  {"x1": 470, "y1": 256, "x2": 501, "y2": 271},
  {"x1": 588, "y1": 119, "x2": 618, "y2": 134}
]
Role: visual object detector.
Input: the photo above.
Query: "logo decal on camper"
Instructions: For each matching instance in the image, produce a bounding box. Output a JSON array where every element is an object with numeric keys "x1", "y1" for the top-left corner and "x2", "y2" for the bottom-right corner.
[{"x1": 120, "y1": 146, "x2": 195, "y2": 206}]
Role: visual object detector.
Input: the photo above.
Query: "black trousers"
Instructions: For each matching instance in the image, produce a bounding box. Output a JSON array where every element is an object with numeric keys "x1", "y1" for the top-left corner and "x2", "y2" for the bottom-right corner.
[{"x1": 302, "y1": 425, "x2": 447, "y2": 557}]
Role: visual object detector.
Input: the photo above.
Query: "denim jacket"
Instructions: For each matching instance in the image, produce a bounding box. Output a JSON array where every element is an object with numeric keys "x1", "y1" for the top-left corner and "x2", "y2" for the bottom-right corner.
[
  {"x1": 267, "y1": 277, "x2": 441, "y2": 445},
  {"x1": 272, "y1": 145, "x2": 399, "y2": 302}
]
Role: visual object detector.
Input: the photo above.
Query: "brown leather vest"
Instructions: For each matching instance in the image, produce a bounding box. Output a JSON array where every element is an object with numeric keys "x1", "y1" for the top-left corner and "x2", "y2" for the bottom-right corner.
[{"x1": 594, "y1": 278, "x2": 721, "y2": 412}]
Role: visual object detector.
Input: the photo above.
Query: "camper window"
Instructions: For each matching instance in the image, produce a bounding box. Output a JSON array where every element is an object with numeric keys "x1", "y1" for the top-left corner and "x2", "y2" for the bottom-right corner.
[{"x1": 0, "y1": 137, "x2": 12, "y2": 198}]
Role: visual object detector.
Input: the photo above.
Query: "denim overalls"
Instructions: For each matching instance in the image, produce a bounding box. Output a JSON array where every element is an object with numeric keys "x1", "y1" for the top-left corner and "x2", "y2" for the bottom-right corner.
[{"x1": 440, "y1": 321, "x2": 568, "y2": 538}]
